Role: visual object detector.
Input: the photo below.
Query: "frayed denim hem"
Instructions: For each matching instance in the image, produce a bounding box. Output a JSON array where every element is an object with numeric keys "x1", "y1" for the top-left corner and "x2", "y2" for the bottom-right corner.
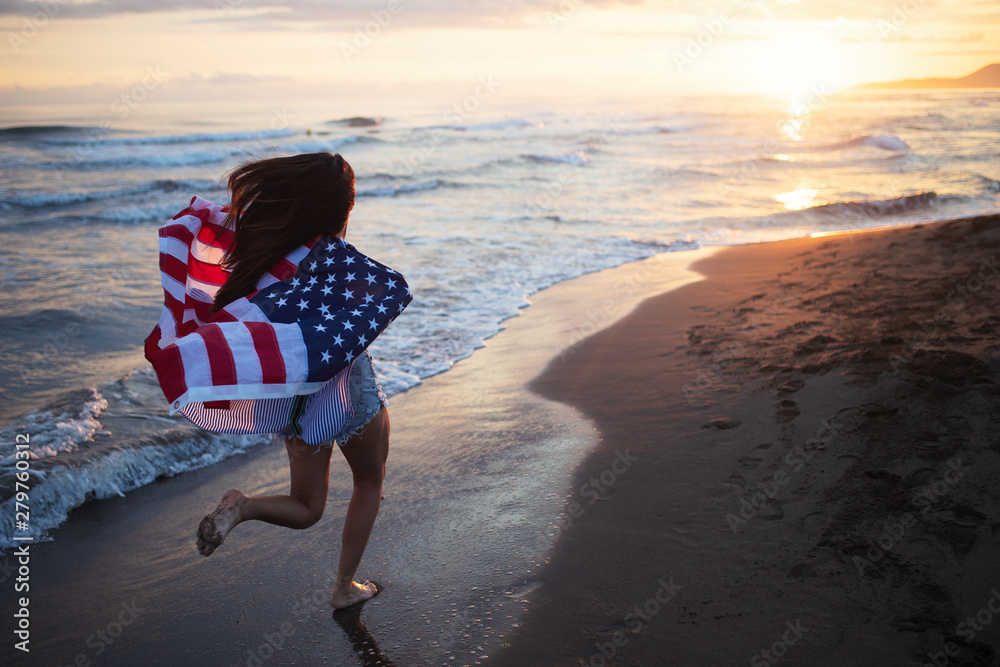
[{"x1": 333, "y1": 402, "x2": 387, "y2": 447}]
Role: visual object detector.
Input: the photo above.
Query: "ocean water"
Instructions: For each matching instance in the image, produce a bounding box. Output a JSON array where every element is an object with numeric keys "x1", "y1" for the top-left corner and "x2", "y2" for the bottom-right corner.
[{"x1": 0, "y1": 90, "x2": 998, "y2": 549}]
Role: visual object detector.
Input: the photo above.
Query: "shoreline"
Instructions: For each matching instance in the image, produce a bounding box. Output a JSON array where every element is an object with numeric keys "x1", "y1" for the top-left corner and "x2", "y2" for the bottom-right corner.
[
  {"x1": 0, "y1": 245, "x2": 719, "y2": 665},
  {"x1": 4, "y1": 213, "x2": 999, "y2": 665},
  {"x1": 495, "y1": 213, "x2": 1000, "y2": 665},
  {"x1": 0, "y1": 212, "x2": 980, "y2": 431}
]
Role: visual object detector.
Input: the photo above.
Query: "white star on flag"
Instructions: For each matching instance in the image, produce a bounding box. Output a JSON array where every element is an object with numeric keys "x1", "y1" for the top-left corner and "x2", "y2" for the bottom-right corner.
[{"x1": 144, "y1": 195, "x2": 412, "y2": 447}]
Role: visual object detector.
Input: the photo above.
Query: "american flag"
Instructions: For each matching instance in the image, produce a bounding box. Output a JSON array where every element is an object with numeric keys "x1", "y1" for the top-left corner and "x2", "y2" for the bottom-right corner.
[{"x1": 144, "y1": 196, "x2": 411, "y2": 439}]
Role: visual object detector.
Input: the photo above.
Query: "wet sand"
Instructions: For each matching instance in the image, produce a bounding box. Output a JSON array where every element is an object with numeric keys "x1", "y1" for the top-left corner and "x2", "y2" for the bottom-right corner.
[
  {"x1": 496, "y1": 215, "x2": 1000, "y2": 666},
  {"x1": 0, "y1": 249, "x2": 715, "y2": 666}
]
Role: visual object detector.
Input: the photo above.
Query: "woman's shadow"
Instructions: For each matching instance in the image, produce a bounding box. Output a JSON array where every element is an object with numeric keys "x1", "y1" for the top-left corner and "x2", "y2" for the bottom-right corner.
[{"x1": 333, "y1": 602, "x2": 398, "y2": 667}]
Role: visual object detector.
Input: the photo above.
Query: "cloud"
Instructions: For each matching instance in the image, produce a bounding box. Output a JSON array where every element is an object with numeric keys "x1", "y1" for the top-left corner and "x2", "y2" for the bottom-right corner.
[
  {"x1": 0, "y1": 0, "x2": 993, "y2": 32},
  {"x1": 0, "y1": 0, "x2": 820, "y2": 29},
  {"x1": 176, "y1": 71, "x2": 293, "y2": 84},
  {"x1": 0, "y1": 0, "x2": 627, "y2": 25}
]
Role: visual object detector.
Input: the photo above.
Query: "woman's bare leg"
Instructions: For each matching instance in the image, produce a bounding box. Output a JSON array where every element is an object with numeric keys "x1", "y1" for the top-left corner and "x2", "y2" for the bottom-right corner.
[
  {"x1": 330, "y1": 408, "x2": 389, "y2": 609},
  {"x1": 197, "y1": 437, "x2": 333, "y2": 556}
]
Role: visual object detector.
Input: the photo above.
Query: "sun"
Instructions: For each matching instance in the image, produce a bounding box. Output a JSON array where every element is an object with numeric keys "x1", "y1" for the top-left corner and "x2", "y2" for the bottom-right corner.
[{"x1": 737, "y1": 29, "x2": 857, "y2": 99}]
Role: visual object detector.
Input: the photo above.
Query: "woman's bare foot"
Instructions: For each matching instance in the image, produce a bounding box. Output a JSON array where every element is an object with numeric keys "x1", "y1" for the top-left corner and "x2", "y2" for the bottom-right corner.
[
  {"x1": 330, "y1": 580, "x2": 379, "y2": 610},
  {"x1": 197, "y1": 489, "x2": 248, "y2": 556}
]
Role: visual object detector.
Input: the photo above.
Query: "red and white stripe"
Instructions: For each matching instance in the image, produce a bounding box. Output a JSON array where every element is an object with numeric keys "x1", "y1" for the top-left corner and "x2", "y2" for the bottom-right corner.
[{"x1": 144, "y1": 196, "x2": 325, "y2": 415}]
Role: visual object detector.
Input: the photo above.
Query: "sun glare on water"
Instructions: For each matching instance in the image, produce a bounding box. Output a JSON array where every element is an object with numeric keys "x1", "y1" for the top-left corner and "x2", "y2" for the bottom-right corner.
[{"x1": 776, "y1": 187, "x2": 820, "y2": 210}]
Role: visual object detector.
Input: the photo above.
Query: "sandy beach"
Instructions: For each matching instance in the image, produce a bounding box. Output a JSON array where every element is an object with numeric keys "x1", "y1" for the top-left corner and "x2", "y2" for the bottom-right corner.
[
  {"x1": 4, "y1": 215, "x2": 1000, "y2": 667},
  {"x1": 0, "y1": 247, "x2": 712, "y2": 666},
  {"x1": 498, "y1": 214, "x2": 1000, "y2": 666}
]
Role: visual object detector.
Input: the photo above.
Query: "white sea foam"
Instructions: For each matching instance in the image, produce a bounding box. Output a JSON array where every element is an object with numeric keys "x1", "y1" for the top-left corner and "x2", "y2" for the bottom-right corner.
[
  {"x1": 1, "y1": 92, "x2": 998, "y2": 550},
  {"x1": 799, "y1": 133, "x2": 911, "y2": 152},
  {"x1": 0, "y1": 429, "x2": 268, "y2": 549},
  {"x1": 0, "y1": 389, "x2": 108, "y2": 463},
  {"x1": 523, "y1": 151, "x2": 589, "y2": 165},
  {"x1": 357, "y1": 180, "x2": 443, "y2": 197},
  {"x1": 436, "y1": 118, "x2": 535, "y2": 131},
  {"x1": 43, "y1": 127, "x2": 296, "y2": 146}
]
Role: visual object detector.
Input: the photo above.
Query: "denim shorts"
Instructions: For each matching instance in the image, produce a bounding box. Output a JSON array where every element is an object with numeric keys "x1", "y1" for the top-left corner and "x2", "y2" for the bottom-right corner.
[
  {"x1": 275, "y1": 351, "x2": 388, "y2": 449},
  {"x1": 334, "y1": 351, "x2": 389, "y2": 446}
]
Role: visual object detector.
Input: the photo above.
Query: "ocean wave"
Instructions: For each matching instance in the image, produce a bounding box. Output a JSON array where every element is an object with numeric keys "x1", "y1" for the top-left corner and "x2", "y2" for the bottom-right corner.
[
  {"x1": 373, "y1": 359, "x2": 422, "y2": 397},
  {"x1": 978, "y1": 175, "x2": 1000, "y2": 193},
  {"x1": 31, "y1": 135, "x2": 361, "y2": 172},
  {"x1": 374, "y1": 156, "x2": 521, "y2": 182},
  {"x1": 652, "y1": 167, "x2": 721, "y2": 180},
  {"x1": 0, "y1": 388, "x2": 108, "y2": 464},
  {"x1": 41, "y1": 149, "x2": 237, "y2": 171},
  {"x1": 618, "y1": 125, "x2": 691, "y2": 135},
  {"x1": 0, "y1": 179, "x2": 217, "y2": 209},
  {"x1": 91, "y1": 203, "x2": 190, "y2": 224},
  {"x1": 629, "y1": 237, "x2": 702, "y2": 251},
  {"x1": 0, "y1": 125, "x2": 109, "y2": 141},
  {"x1": 0, "y1": 355, "x2": 424, "y2": 549},
  {"x1": 803, "y1": 191, "x2": 938, "y2": 218},
  {"x1": 0, "y1": 372, "x2": 276, "y2": 549},
  {"x1": 43, "y1": 127, "x2": 297, "y2": 147},
  {"x1": 524, "y1": 151, "x2": 589, "y2": 166},
  {"x1": 0, "y1": 396, "x2": 269, "y2": 549},
  {"x1": 0, "y1": 309, "x2": 91, "y2": 333},
  {"x1": 798, "y1": 134, "x2": 911, "y2": 152},
  {"x1": 0, "y1": 202, "x2": 184, "y2": 231},
  {"x1": 435, "y1": 118, "x2": 535, "y2": 132},
  {"x1": 357, "y1": 180, "x2": 449, "y2": 197}
]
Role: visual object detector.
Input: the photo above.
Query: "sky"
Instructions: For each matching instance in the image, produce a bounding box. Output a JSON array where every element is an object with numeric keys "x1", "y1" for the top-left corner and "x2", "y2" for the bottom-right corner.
[{"x1": 0, "y1": 0, "x2": 997, "y2": 108}]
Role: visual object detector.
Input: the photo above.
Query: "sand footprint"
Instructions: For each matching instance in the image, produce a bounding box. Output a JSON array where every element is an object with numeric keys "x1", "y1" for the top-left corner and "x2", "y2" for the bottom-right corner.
[{"x1": 776, "y1": 400, "x2": 800, "y2": 423}]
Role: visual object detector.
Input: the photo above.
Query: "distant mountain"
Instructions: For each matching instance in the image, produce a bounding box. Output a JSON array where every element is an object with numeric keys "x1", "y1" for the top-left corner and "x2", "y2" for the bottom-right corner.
[{"x1": 855, "y1": 63, "x2": 1000, "y2": 89}]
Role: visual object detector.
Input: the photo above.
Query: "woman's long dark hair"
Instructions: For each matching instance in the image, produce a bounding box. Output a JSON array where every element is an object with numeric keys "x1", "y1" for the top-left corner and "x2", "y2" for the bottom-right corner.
[{"x1": 208, "y1": 152, "x2": 355, "y2": 315}]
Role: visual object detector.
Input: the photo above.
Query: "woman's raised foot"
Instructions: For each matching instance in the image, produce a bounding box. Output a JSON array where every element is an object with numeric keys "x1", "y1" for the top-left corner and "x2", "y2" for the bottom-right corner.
[{"x1": 197, "y1": 489, "x2": 248, "y2": 557}]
